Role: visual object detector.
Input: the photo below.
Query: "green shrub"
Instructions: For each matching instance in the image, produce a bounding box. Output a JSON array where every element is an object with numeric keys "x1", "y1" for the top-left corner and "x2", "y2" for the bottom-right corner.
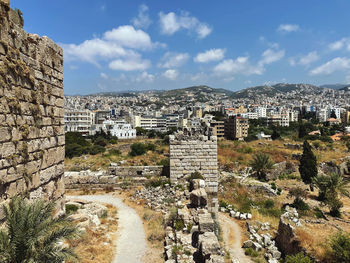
[
  {"x1": 264, "y1": 199, "x2": 274, "y2": 209},
  {"x1": 285, "y1": 252, "x2": 312, "y2": 263},
  {"x1": 157, "y1": 158, "x2": 170, "y2": 166},
  {"x1": 94, "y1": 136, "x2": 108, "y2": 147},
  {"x1": 145, "y1": 178, "x2": 170, "y2": 188},
  {"x1": 129, "y1": 143, "x2": 146, "y2": 156},
  {"x1": 174, "y1": 219, "x2": 185, "y2": 231},
  {"x1": 108, "y1": 148, "x2": 121, "y2": 156},
  {"x1": 219, "y1": 200, "x2": 228, "y2": 208},
  {"x1": 329, "y1": 231, "x2": 350, "y2": 263},
  {"x1": 293, "y1": 198, "x2": 310, "y2": 211},
  {"x1": 65, "y1": 204, "x2": 79, "y2": 214},
  {"x1": 89, "y1": 145, "x2": 106, "y2": 155},
  {"x1": 313, "y1": 207, "x2": 325, "y2": 219},
  {"x1": 270, "y1": 182, "x2": 277, "y2": 190},
  {"x1": 244, "y1": 248, "x2": 259, "y2": 257}
]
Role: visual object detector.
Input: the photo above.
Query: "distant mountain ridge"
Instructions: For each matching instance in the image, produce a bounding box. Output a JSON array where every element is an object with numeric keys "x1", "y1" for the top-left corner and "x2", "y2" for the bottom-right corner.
[
  {"x1": 230, "y1": 83, "x2": 325, "y2": 99},
  {"x1": 79, "y1": 83, "x2": 348, "y2": 99}
]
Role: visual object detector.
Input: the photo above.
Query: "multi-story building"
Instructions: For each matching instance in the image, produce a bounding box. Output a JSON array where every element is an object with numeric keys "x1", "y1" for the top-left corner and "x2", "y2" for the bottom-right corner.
[
  {"x1": 132, "y1": 115, "x2": 166, "y2": 130},
  {"x1": 95, "y1": 110, "x2": 111, "y2": 124},
  {"x1": 256, "y1": 107, "x2": 267, "y2": 118},
  {"x1": 209, "y1": 120, "x2": 225, "y2": 139},
  {"x1": 317, "y1": 108, "x2": 328, "y2": 122},
  {"x1": 341, "y1": 110, "x2": 350, "y2": 124},
  {"x1": 64, "y1": 109, "x2": 95, "y2": 135},
  {"x1": 91, "y1": 120, "x2": 136, "y2": 139},
  {"x1": 224, "y1": 116, "x2": 249, "y2": 140}
]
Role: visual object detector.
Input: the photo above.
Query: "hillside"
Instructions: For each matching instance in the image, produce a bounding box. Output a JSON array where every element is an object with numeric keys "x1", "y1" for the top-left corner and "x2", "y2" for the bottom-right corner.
[
  {"x1": 158, "y1": 85, "x2": 233, "y2": 99},
  {"x1": 231, "y1": 83, "x2": 324, "y2": 99}
]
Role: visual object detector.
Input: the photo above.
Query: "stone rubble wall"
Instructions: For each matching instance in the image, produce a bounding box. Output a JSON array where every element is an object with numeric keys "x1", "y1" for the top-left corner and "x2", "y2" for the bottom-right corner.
[
  {"x1": 169, "y1": 135, "x2": 218, "y2": 214},
  {"x1": 109, "y1": 164, "x2": 166, "y2": 177},
  {"x1": 64, "y1": 166, "x2": 166, "y2": 189},
  {"x1": 0, "y1": 0, "x2": 65, "y2": 218}
]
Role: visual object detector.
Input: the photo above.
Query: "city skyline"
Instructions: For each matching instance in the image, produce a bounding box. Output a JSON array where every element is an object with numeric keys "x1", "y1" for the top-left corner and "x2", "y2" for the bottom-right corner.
[{"x1": 12, "y1": 0, "x2": 350, "y2": 94}]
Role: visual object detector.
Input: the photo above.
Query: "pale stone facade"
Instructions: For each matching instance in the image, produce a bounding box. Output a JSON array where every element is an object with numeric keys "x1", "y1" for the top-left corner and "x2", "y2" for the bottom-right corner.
[
  {"x1": 0, "y1": 0, "x2": 65, "y2": 219},
  {"x1": 169, "y1": 134, "x2": 218, "y2": 213}
]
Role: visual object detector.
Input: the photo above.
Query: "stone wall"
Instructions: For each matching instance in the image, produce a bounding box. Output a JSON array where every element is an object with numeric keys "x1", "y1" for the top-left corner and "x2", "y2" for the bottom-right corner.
[
  {"x1": 0, "y1": 0, "x2": 65, "y2": 218},
  {"x1": 169, "y1": 134, "x2": 218, "y2": 213},
  {"x1": 109, "y1": 164, "x2": 167, "y2": 177}
]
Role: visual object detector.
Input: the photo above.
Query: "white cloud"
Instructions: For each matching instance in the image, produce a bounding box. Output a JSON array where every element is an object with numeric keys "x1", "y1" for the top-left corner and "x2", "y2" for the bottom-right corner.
[
  {"x1": 194, "y1": 49, "x2": 225, "y2": 63},
  {"x1": 213, "y1": 57, "x2": 263, "y2": 76},
  {"x1": 159, "y1": 52, "x2": 189, "y2": 68},
  {"x1": 62, "y1": 25, "x2": 163, "y2": 67},
  {"x1": 132, "y1": 4, "x2": 152, "y2": 29},
  {"x1": 100, "y1": 72, "x2": 108, "y2": 79},
  {"x1": 259, "y1": 48, "x2": 285, "y2": 65},
  {"x1": 190, "y1": 72, "x2": 207, "y2": 81},
  {"x1": 329, "y1": 38, "x2": 350, "y2": 51},
  {"x1": 104, "y1": 25, "x2": 153, "y2": 50},
  {"x1": 136, "y1": 71, "x2": 155, "y2": 82},
  {"x1": 309, "y1": 57, "x2": 350, "y2": 75},
  {"x1": 159, "y1": 11, "x2": 212, "y2": 39},
  {"x1": 163, "y1": 69, "x2": 178, "y2": 80},
  {"x1": 290, "y1": 51, "x2": 319, "y2": 66},
  {"x1": 277, "y1": 24, "x2": 300, "y2": 33},
  {"x1": 109, "y1": 58, "x2": 151, "y2": 71},
  {"x1": 213, "y1": 47, "x2": 284, "y2": 77}
]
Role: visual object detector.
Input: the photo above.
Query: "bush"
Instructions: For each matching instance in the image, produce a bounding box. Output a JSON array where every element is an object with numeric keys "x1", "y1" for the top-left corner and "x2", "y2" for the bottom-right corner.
[
  {"x1": 94, "y1": 136, "x2": 108, "y2": 147},
  {"x1": 264, "y1": 199, "x2": 275, "y2": 209},
  {"x1": 244, "y1": 248, "x2": 259, "y2": 257},
  {"x1": 89, "y1": 145, "x2": 106, "y2": 155},
  {"x1": 188, "y1": 171, "x2": 204, "y2": 181},
  {"x1": 108, "y1": 148, "x2": 121, "y2": 156},
  {"x1": 129, "y1": 143, "x2": 146, "y2": 156},
  {"x1": 329, "y1": 231, "x2": 350, "y2": 263},
  {"x1": 145, "y1": 178, "x2": 170, "y2": 188},
  {"x1": 65, "y1": 204, "x2": 79, "y2": 214},
  {"x1": 174, "y1": 219, "x2": 185, "y2": 231},
  {"x1": 293, "y1": 198, "x2": 310, "y2": 211},
  {"x1": 285, "y1": 252, "x2": 312, "y2": 263},
  {"x1": 157, "y1": 158, "x2": 169, "y2": 166},
  {"x1": 219, "y1": 200, "x2": 228, "y2": 208}
]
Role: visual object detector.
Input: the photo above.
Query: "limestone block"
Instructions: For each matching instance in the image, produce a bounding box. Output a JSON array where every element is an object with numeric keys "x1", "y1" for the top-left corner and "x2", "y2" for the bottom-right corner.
[{"x1": 198, "y1": 213, "x2": 214, "y2": 233}]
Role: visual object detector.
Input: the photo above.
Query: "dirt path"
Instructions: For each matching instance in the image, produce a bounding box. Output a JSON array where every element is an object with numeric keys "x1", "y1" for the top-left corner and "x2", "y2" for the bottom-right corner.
[
  {"x1": 69, "y1": 195, "x2": 146, "y2": 263},
  {"x1": 219, "y1": 213, "x2": 253, "y2": 263}
]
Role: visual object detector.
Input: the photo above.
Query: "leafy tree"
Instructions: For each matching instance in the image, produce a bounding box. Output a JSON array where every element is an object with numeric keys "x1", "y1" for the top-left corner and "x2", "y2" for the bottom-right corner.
[
  {"x1": 250, "y1": 153, "x2": 274, "y2": 181},
  {"x1": 299, "y1": 141, "x2": 317, "y2": 190},
  {"x1": 271, "y1": 127, "x2": 280, "y2": 140},
  {"x1": 313, "y1": 173, "x2": 350, "y2": 216},
  {"x1": 288, "y1": 187, "x2": 309, "y2": 211},
  {"x1": 94, "y1": 136, "x2": 108, "y2": 147},
  {"x1": 129, "y1": 143, "x2": 146, "y2": 156},
  {"x1": 298, "y1": 124, "x2": 307, "y2": 138},
  {"x1": 136, "y1": 127, "x2": 147, "y2": 136},
  {"x1": 0, "y1": 197, "x2": 78, "y2": 263},
  {"x1": 330, "y1": 109, "x2": 337, "y2": 119},
  {"x1": 285, "y1": 252, "x2": 312, "y2": 263},
  {"x1": 89, "y1": 145, "x2": 106, "y2": 155},
  {"x1": 329, "y1": 231, "x2": 350, "y2": 263}
]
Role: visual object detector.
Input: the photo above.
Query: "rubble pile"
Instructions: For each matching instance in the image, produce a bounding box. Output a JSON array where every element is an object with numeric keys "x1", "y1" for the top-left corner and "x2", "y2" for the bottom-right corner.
[{"x1": 133, "y1": 179, "x2": 226, "y2": 263}]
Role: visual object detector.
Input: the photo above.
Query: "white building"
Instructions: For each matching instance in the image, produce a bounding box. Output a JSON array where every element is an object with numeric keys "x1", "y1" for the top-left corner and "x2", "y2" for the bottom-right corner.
[
  {"x1": 256, "y1": 107, "x2": 267, "y2": 118},
  {"x1": 91, "y1": 120, "x2": 136, "y2": 139},
  {"x1": 317, "y1": 108, "x2": 328, "y2": 122},
  {"x1": 65, "y1": 109, "x2": 95, "y2": 135}
]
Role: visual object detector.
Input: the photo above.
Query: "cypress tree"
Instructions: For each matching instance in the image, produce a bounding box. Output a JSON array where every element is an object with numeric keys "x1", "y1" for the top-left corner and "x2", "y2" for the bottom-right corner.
[
  {"x1": 298, "y1": 124, "x2": 307, "y2": 138},
  {"x1": 299, "y1": 140, "x2": 318, "y2": 190}
]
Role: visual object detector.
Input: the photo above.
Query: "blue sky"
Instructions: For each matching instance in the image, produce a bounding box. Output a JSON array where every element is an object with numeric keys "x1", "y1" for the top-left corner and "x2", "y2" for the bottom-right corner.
[{"x1": 11, "y1": 0, "x2": 350, "y2": 95}]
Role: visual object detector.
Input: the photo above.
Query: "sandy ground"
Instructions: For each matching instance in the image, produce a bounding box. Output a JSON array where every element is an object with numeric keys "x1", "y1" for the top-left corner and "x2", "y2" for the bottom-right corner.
[
  {"x1": 219, "y1": 213, "x2": 253, "y2": 263},
  {"x1": 69, "y1": 195, "x2": 147, "y2": 263}
]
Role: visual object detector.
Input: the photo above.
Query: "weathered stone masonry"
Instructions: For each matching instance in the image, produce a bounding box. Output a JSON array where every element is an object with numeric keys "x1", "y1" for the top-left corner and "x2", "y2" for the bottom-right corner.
[
  {"x1": 0, "y1": 0, "x2": 65, "y2": 218},
  {"x1": 169, "y1": 134, "x2": 218, "y2": 213}
]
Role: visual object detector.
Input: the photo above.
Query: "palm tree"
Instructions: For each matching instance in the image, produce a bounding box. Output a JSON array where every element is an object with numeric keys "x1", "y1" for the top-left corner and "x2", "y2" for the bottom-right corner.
[
  {"x1": 0, "y1": 197, "x2": 78, "y2": 263},
  {"x1": 313, "y1": 173, "x2": 350, "y2": 217},
  {"x1": 250, "y1": 153, "x2": 274, "y2": 181}
]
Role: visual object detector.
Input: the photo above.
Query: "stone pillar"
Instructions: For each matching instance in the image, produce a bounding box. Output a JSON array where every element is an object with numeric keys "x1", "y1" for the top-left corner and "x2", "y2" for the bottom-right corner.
[{"x1": 169, "y1": 134, "x2": 218, "y2": 213}]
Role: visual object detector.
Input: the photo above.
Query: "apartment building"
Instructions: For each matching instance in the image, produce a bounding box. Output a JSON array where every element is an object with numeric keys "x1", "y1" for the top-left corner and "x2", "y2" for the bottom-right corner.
[
  {"x1": 64, "y1": 109, "x2": 95, "y2": 135},
  {"x1": 209, "y1": 120, "x2": 225, "y2": 139},
  {"x1": 224, "y1": 116, "x2": 249, "y2": 140}
]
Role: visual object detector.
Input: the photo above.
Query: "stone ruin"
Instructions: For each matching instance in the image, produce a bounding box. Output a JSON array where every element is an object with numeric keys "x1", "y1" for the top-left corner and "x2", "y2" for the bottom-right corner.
[
  {"x1": 169, "y1": 134, "x2": 218, "y2": 214},
  {"x1": 0, "y1": 0, "x2": 65, "y2": 218}
]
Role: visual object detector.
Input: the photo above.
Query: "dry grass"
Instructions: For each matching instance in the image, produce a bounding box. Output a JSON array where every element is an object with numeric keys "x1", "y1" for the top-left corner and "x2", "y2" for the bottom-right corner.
[
  {"x1": 67, "y1": 205, "x2": 118, "y2": 263},
  {"x1": 218, "y1": 138, "x2": 348, "y2": 168},
  {"x1": 65, "y1": 138, "x2": 169, "y2": 171}
]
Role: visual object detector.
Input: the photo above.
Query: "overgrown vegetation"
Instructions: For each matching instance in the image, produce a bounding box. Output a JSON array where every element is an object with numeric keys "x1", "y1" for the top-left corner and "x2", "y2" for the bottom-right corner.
[{"x1": 0, "y1": 197, "x2": 78, "y2": 263}]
